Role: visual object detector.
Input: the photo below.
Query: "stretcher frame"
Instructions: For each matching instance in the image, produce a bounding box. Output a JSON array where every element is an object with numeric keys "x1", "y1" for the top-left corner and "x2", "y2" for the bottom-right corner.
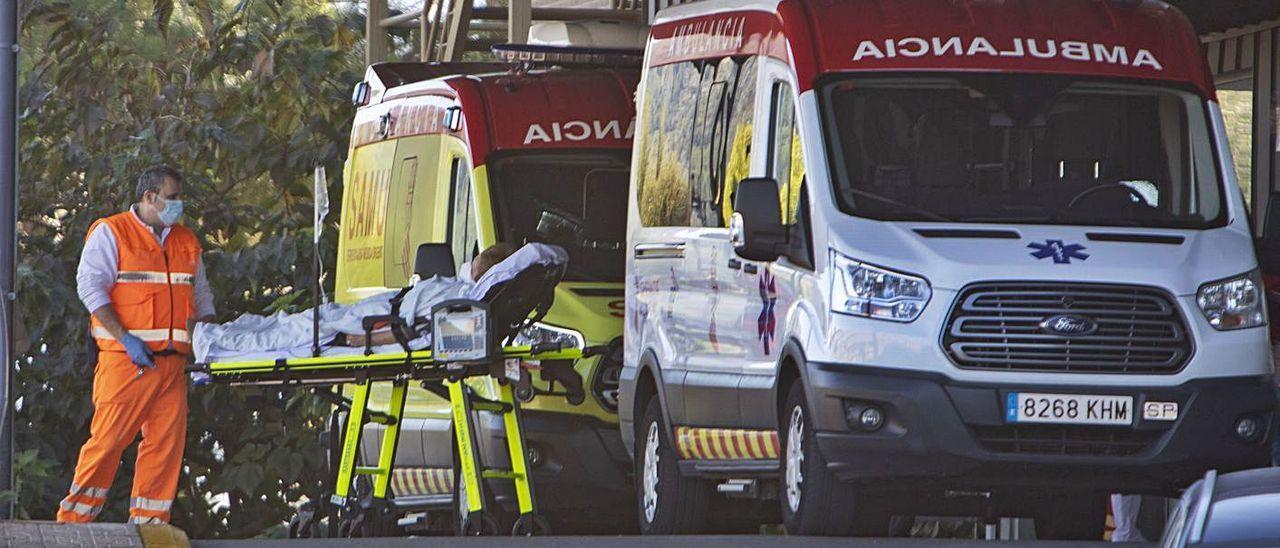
[{"x1": 198, "y1": 343, "x2": 580, "y2": 536}]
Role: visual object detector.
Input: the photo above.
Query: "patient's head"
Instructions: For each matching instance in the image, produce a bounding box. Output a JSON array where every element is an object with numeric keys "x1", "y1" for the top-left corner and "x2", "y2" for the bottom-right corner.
[{"x1": 471, "y1": 243, "x2": 518, "y2": 281}]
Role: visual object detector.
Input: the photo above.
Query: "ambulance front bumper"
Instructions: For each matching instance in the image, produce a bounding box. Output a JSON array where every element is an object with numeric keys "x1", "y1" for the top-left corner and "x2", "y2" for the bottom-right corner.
[{"x1": 805, "y1": 362, "x2": 1276, "y2": 495}]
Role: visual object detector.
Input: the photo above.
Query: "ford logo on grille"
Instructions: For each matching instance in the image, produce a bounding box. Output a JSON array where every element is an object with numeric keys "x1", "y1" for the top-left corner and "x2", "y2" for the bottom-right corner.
[{"x1": 1040, "y1": 314, "x2": 1098, "y2": 336}]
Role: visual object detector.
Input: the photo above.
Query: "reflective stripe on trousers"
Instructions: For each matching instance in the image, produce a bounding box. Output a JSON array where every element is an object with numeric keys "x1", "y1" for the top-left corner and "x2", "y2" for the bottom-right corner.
[
  {"x1": 130, "y1": 496, "x2": 172, "y2": 512},
  {"x1": 129, "y1": 515, "x2": 167, "y2": 525},
  {"x1": 58, "y1": 498, "x2": 103, "y2": 519},
  {"x1": 68, "y1": 482, "x2": 109, "y2": 499}
]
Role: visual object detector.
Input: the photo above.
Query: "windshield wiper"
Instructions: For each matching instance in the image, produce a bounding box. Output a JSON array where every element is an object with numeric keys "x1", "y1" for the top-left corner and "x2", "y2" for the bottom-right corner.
[{"x1": 843, "y1": 188, "x2": 952, "y2": 221}]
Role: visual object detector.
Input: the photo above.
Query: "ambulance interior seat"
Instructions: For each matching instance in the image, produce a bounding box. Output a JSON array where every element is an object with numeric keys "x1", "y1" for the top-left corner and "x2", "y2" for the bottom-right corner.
[
  {"x1": 1033, "y1": 106, "x2": 1130, "y2": 212},
  {"x1": 1035, "y1": 110, "x2": 1102, "y2": 200},
  {"x1": 862, "y1": 97, "x2": 913, "y2": 190},
  {"x1": 909, "y1": 109, "x2": 974, "y2": 211}
]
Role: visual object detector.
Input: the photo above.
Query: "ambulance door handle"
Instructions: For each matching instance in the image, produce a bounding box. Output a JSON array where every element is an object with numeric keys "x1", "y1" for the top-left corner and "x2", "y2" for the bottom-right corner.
[
  {"x1": 634, "y1": 242, "x2": 685, "y2": 260},
  {"x1": 727, "y1": 258, "x2": 742, "y2": 270}
]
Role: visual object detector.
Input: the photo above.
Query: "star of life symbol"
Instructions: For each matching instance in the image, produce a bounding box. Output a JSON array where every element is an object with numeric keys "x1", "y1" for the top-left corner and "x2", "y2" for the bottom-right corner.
[
  {"x1": 1027, "y1": 240, "x2": 1090, "y2": 264},
  {"x1": 757, "y1": 267, "x2": 777, "y2": 355}
]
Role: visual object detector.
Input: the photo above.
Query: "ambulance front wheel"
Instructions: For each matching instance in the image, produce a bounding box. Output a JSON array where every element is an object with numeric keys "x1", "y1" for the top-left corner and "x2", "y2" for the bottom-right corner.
[
  {"x1": 779, "y1": 381, "x2": 861, "y2": 536},
  {"x1": 511, "y1": 514, "x2": 551, "y2": 536},
  {"x1": 635, "y1": 396, "x2": 709, "y2": 534}
]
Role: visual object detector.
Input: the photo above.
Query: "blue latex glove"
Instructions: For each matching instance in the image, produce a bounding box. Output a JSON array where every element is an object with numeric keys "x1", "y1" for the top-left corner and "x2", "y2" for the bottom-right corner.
[
  {"x1": 189, "y1": 372, "x2": 211, "y2": 387},
  {"x1": 120, "y1": 333, "x2": 155, "y2": 369}
]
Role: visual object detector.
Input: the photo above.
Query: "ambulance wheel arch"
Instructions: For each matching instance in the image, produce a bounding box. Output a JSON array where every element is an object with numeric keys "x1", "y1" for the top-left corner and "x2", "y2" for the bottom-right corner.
[
  {"x1": 773, "y1": 339, "x2": 809, "y2": 429},
  {"x1": 626, "y1": 350, "x2": 678, "y2": 455}
]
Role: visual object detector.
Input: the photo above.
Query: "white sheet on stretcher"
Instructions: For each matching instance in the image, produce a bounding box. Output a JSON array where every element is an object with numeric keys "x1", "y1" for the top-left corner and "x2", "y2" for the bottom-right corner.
[{"x1": 194, "y1": 243, "x2": 568, "y2": 364}]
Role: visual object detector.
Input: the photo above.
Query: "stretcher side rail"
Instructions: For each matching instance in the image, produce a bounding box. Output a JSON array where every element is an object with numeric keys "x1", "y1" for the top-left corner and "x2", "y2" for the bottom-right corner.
[{"x1": 193, "y1": 346, "x2": 583, "y2": 385}]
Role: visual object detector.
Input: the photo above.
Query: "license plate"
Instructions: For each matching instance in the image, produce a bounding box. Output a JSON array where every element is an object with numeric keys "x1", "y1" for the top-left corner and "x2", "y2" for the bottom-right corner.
[{"x1": 1006, "y1": 393, "x2": 1134, "y2": 425}]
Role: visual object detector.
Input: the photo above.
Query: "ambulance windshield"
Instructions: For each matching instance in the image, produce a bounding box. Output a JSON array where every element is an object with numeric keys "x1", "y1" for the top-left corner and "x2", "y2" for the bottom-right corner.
[
  {"x1": 821, "y1": 74, "x2": 1226, "y2": 229},
  {"x1": 489, "y1": 150, "x2": 630, "y2": 282}
]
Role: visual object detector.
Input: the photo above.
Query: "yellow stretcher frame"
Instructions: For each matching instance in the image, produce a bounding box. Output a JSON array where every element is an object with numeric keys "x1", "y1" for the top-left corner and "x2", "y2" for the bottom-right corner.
[{"x1": 202, "y1": 345, "x2": 581, "y2": 536}]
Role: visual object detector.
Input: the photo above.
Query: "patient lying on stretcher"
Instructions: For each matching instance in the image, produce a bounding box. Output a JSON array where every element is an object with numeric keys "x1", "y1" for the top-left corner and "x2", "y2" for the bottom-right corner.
[{"x1": 192, "y1": 242, "x2": 564, "y2": 364}]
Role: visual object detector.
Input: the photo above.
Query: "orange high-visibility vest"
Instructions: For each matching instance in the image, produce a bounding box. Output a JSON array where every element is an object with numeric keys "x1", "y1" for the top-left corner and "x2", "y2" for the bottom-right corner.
[{"x1": 88, "y1": 211, "x2": 202, "y2": 354}]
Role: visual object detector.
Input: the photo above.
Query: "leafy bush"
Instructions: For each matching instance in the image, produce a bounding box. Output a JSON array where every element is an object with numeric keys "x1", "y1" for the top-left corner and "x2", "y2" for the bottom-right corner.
[{"x1": 15, "y1": 0, "x2": 363, "y2": 537}]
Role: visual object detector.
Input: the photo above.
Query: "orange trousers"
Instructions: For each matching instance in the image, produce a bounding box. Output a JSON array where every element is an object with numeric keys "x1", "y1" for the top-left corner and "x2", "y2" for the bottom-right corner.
[{"x1": 57, "y1": 351, "x2": 188, "y2": 524}]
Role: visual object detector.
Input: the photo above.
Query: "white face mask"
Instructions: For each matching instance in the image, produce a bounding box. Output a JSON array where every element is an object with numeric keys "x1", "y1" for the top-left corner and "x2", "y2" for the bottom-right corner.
[{"x1": 147, "y1": 194, "x2": 183, "y2": 227}]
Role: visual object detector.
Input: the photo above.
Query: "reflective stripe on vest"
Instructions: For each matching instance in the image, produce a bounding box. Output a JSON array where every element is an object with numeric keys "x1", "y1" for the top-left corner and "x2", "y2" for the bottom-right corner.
[
  {"x1": 60, "y1": 499, "x2": 103, "y2": 518},
  {"x1": 92, "y1": 327, "x2": 191, "y2": 344},
  {"x1": 130, "y1": 496, "x2": 173, "y2": 512},
  {"x1": 116, "y1": 271, "x2": 194, "y2": 285}
]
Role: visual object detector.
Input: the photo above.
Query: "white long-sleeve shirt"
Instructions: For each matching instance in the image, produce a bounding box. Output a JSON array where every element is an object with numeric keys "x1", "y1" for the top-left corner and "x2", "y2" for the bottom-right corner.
[{"x1": 76, "y1": 206, "x2": 216, "y2": 319}]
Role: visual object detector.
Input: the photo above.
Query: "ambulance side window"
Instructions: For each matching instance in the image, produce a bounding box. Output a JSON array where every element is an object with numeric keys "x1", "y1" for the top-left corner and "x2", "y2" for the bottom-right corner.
[
  {"x1": 768, "y1": 81, "x2": 813, "y2": 269},
  {"x1": 688, "y1": 62, "x2": 729, "y2": 228},
  {"x1": 689, "y1": 57, "x2": 757, "y2": 228},
  {"x1": 448, "y1": 158, "x2": 477, "y2": 271},
  {"x1": 768, "y1": 81, "x2": 804, "y2": 225},
  {"x1": 719, "y1": 57, "x2": 758, "y2": 226},
  {"x1": 635, "y1": 62, "x2": 700, "y2": 227}
]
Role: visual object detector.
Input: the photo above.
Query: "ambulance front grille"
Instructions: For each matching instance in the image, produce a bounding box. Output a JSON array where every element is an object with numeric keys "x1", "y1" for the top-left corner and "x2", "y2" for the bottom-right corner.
[
  {"x1": 972, "y1": 424, "x2": 1163, "y2": 456},
  {"x1": 942, "y1": 282, "x2": 1191, "y2": 373}
]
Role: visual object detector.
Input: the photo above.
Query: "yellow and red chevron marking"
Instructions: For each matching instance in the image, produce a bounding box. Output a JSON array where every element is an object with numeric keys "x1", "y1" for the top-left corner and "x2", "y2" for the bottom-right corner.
[
  {"x1": 390, "y1": 467, "x2": 454, "y2": 497},
  {"x1": 674, "y1": 426, "x2": 780, "y2": 460}
]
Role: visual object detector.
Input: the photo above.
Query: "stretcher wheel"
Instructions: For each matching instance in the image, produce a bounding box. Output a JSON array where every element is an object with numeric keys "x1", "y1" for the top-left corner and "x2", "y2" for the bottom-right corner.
[
  {"x1": 511, "y1": 514, "x2": 551, "y2": 536},
  {"x1": 461, "y1": 513, "x2": 501, "y2": 536},
  {"x1": 514, "y1": 383, "x2": 535, "y2": 402}
]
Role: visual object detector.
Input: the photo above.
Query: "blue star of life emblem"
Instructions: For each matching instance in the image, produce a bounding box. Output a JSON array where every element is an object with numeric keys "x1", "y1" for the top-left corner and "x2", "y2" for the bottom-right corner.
[{"x1": 1027, "y1": 240, "x2": 1089, "y2": 264}]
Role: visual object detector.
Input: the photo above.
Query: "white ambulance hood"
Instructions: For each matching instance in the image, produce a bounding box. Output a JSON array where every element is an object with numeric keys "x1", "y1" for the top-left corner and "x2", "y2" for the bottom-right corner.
[{"x1": 824, "y1": 219, "x2": 1258, "y2": 296}]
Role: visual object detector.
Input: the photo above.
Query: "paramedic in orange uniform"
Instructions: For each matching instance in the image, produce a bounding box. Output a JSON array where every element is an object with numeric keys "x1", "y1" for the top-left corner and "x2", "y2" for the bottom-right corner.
[{"x1": 57, "y1": 166, "x2": 215, "y2": 524}]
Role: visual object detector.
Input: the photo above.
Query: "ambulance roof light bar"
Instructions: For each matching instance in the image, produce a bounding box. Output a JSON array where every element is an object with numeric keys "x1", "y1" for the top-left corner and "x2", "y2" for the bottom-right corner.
[{"x1": 492, "y1": 43, "x2": 644, "y2": 68}]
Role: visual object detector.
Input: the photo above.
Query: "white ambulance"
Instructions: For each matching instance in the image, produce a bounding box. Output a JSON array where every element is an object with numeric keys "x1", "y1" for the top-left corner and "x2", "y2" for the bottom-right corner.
[{"x1": 621, "y1": 0, "x2": 1277, "y2": 539}]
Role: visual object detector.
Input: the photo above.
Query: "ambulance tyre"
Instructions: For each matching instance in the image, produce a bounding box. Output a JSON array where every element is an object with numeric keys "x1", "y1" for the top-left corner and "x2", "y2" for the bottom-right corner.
[
  {"x1": 635, "y1": 396, "x2": 709, "y2": 534},
  {"x1": 780, "y1": 382, "x2": 860, "y2": 536}
]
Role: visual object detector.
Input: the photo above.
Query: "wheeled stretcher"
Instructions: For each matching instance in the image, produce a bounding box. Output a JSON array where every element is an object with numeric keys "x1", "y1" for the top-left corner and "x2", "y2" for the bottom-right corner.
[{"x1": 190, "y1": 244, "x2": 576, "y2": 536}]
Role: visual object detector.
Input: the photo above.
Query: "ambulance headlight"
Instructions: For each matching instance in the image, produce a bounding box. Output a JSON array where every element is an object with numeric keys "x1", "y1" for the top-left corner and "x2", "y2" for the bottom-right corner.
[
  {"x1": 1197, "y1": 270, "x2": 1266, "y2": 330},
  {"x1": 513, "y1": 322, "x2": 585, "y2": 351},
  {"x1": 830, "y1": 251, "x2": 931, "y2": 322}
]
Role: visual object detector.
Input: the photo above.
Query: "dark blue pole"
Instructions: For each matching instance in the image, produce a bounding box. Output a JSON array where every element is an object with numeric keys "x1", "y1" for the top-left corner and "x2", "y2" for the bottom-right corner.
[{"x1": 0, "y1": 0, "x2": 18, "y2": 520}]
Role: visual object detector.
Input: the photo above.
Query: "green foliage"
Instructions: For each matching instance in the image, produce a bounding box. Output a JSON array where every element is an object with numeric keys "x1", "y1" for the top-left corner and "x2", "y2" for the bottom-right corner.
[{"x1": 16, "y1": 0, "x2": 363, "y2": 538}]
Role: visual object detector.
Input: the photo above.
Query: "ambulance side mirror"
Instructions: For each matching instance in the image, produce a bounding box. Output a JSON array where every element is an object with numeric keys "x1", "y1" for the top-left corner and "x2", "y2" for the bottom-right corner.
[
  {"x1": 731, "y1": 178, "x2": 786, "y2": 262},
  {"x1": 351, "y1": 81, "x2": 371, "y2": 107}
]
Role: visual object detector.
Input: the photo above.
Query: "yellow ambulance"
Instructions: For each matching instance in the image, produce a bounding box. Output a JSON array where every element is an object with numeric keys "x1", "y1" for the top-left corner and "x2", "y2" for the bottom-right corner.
[{"x1": 331, "y1": 43, "x2": 640, "y2": 533}]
